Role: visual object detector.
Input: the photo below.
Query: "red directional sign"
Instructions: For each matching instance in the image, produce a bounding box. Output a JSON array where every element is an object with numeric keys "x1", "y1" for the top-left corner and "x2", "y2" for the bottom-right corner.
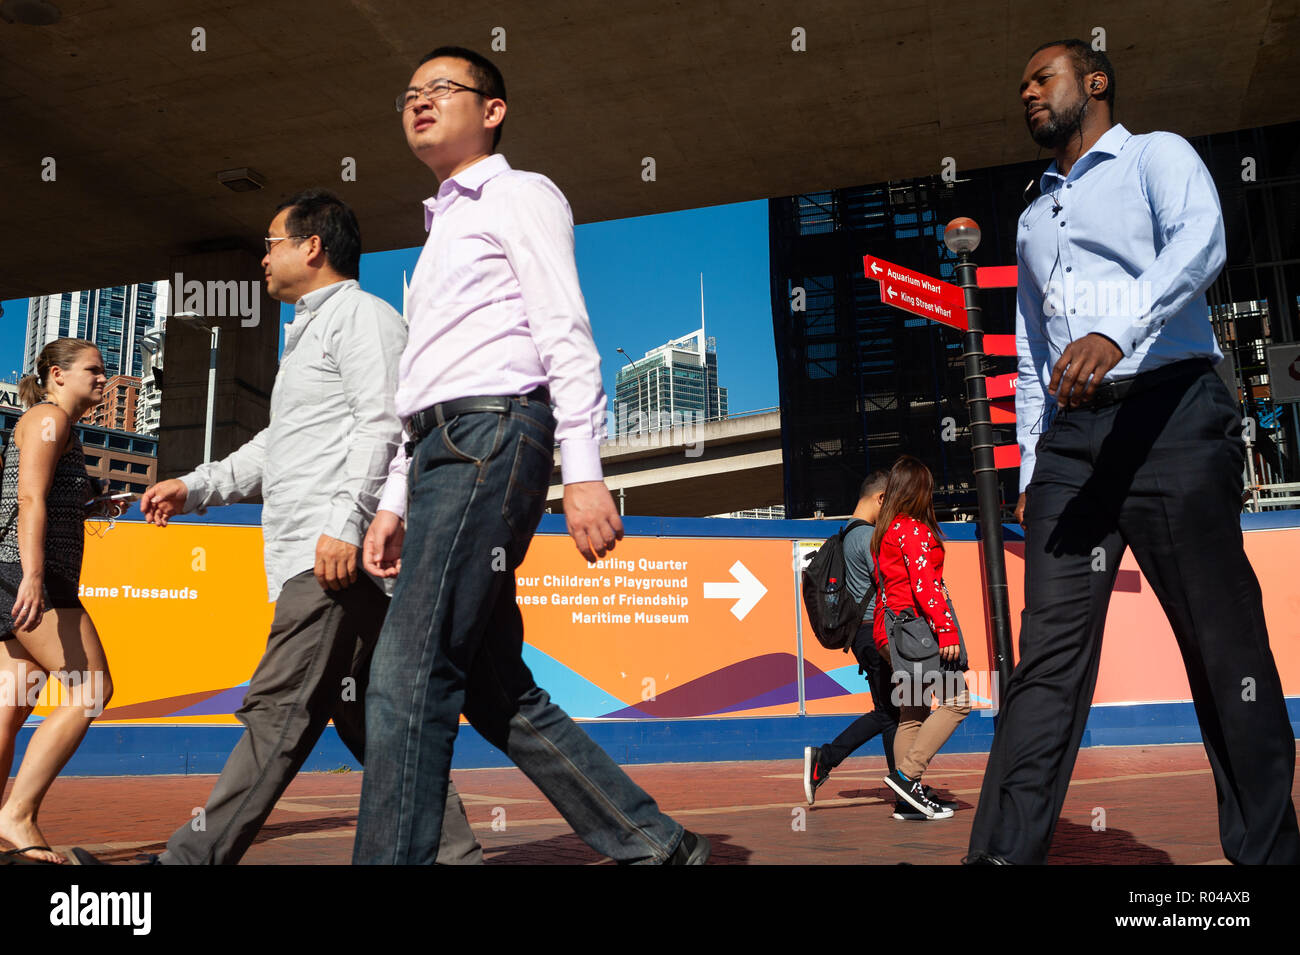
[
  {"x1": 993, "y1": 443, "x2": 1021, "y2": 469},
  {"x1": 863, "y1": 255, "x2": 968, "y2": 331},
  {"x1": 986, "y1": 372, "x2": 1018, "y2": 400},
  {"x1": 983, "y1": 334, "x2": 1017, "y2": 357},
  {"x1": 989, "y1": 398, "x2": 1016, "y2": 424},
  {"x1": 976, "y1": 266, "x2": 1018, "y2": 289}
]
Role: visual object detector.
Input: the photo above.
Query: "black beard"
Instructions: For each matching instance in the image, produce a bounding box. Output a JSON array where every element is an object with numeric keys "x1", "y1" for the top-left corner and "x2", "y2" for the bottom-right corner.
[{"x1": 1027, "y1": 96, "x2": 1086, "y2": 149}]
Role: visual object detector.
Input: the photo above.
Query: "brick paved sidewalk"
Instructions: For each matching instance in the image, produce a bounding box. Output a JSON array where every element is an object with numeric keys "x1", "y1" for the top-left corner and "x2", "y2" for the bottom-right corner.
[{"x1": 8, "y1": 742, "x2": 1295, "y2": 864}]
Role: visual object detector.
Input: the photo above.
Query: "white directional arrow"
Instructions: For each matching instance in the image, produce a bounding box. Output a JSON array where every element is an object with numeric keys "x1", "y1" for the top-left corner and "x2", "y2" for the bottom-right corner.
[
  {"x1": 703, "y1": 560, "x2": 768, "y2": 621},
  {"x1": 886, "y1": 285, "x2": 898, "y2": 300},
  {"x1": 870, "y1": 261, "x2": 883, "y2": 276}
]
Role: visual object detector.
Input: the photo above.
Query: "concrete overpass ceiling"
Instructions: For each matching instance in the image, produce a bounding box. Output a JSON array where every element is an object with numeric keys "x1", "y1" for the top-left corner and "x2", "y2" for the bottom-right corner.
[{"x1": 3, "y1": 1, "x2": 1298, "y2": 297}]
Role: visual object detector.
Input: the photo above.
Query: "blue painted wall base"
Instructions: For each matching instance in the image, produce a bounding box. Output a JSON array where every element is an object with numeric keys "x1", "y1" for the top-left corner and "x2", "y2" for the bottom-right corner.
[{"x1": 16, "y1": 697, "x2": 1300, "y2": 777}]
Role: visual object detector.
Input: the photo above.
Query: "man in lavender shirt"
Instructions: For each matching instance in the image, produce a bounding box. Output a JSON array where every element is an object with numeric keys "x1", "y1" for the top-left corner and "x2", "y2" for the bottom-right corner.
[{"x1": 352, "y1": 46, "x2": 708, "y2": 865}]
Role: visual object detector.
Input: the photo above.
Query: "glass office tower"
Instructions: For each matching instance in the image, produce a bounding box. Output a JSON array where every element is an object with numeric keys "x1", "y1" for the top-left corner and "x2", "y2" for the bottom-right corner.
[
  {"x1": 614, "y1": 328, "x2": 729, "y2": 435},
  {"x1": 24, "y1": 281, "x2": 162, "y2": 379},
  {"x1": 770, "y1": 121, "x2": 1300, "y2": 518}
]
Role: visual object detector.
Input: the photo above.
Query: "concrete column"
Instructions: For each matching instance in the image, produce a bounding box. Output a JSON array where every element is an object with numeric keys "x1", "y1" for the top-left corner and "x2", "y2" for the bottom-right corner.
[{"x1": 157, "y1": 248, "x2": 278, "y2": 485}]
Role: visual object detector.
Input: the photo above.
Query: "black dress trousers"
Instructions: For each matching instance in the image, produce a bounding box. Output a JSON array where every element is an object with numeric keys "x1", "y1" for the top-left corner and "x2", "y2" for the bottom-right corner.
[{"x1": 968, "y1": 364, "x2": 1299, "y2": 864}]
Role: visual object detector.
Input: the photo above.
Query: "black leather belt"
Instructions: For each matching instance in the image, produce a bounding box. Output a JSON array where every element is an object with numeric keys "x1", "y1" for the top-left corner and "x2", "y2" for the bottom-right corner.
[
  {"x1": 1074, "y1": 357, "x2": 1211, "y2": 410},
  {"x1": 407, "y1": 386, "x2": 550, "y2": 444}
]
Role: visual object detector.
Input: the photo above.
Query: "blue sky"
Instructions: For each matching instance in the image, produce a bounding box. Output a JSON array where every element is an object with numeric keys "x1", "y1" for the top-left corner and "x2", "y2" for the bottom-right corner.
[{"x1": 1, "y1": 199, "x2": 777, "y2": 414}]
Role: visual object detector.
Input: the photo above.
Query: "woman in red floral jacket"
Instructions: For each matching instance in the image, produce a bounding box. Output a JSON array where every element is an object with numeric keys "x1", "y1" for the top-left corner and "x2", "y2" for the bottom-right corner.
[{"x1": 871, "y1": 455, "x2": 970, "y2": 819}]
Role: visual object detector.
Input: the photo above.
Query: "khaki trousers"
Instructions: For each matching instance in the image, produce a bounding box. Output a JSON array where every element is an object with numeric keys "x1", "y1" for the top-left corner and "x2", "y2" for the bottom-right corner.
[{"x1": 882, "y1": 644, "x2": 970, "y2": 780}]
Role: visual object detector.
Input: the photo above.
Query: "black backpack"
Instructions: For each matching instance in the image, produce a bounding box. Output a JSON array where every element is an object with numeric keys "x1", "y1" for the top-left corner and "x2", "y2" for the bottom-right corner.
[{"x1": 801, "y1": 519, "x2": 875, "y2": 650}]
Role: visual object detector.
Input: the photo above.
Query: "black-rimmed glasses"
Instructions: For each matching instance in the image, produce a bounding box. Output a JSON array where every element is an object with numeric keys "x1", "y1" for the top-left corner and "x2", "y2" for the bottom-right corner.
[{"x1": 396, "y1": 78, "x2": 488, "y2": 113}]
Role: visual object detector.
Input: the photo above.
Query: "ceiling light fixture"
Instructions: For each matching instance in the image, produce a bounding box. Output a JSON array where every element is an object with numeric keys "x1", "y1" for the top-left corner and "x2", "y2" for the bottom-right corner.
[{"x1": 216, "y1": 167, "x2": 266, "y2": 192}]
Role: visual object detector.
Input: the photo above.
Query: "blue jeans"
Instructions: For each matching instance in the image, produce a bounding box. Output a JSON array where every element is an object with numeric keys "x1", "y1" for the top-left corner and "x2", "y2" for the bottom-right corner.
[{"x1": 353, "y1": 396, "x2": 685, "y2": 864}]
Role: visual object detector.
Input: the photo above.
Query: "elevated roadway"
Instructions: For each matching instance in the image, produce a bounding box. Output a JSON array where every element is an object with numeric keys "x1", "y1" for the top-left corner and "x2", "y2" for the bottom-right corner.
[{"x1": 546, "y1": 409, "x2": 782, "y2": 517}]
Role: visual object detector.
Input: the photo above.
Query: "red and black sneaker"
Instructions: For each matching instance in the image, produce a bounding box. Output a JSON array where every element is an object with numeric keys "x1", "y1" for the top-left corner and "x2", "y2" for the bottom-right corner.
[{"x1": 804, "y1": 746, "x2": 830, "y2": 805}]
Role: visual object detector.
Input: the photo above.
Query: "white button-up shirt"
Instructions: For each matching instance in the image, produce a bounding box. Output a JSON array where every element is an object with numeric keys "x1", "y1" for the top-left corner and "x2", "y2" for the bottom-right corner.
[
  {"x1": 377, "y1": 154, "x2": 606, "y2": 518},
  {"x1": 180, "y1": 279, "x2": 406, "y2": 600}
]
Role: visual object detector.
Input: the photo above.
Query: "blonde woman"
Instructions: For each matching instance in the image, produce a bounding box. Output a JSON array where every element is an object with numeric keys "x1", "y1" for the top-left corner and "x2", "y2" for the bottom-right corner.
[{"x1": 0, "y1": 338, "x2": 121, "y2": 864}]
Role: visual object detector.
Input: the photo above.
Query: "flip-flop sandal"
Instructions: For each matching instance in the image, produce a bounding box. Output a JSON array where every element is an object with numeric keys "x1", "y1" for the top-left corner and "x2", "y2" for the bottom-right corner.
[
  {"x1": 1, "y1": 845, "x2": 62, "y2": 865},
  {"x1": 66, "y1": 846, "x2": 105, "y2": 865}
]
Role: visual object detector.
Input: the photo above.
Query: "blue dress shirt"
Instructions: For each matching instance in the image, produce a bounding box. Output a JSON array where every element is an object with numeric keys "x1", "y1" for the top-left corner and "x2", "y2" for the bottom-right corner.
[{"x1": 1014, "y1": 123, "x2": 1226, "y2": 492}]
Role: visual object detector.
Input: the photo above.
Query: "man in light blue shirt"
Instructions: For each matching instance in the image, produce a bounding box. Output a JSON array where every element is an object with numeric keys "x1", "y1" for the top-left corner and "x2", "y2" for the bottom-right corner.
[
  {"x1": 967, "y1": 40, "x2": 1298, "y2": 866},
  {"x1": 1011, "y1": 102, "x2": 1226, "y2": 504}
]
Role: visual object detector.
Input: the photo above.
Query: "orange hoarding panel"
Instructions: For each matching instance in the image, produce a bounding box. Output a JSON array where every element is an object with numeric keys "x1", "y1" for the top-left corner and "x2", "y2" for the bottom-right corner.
[
  {"x1": 46, "y1": 519, "x2": 1300, "y2": 725},
  {"x1": 69, "y1": 522, "x2": 274, "y2": 723},
  {"x1": 514, "y1": 537, "x2": 800, "y2": 718}
]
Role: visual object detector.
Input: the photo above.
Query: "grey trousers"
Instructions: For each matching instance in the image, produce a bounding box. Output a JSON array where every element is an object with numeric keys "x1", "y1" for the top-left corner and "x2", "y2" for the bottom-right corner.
[{"x1": 160, "y1": 570, "x2": 483, "y2": 865}]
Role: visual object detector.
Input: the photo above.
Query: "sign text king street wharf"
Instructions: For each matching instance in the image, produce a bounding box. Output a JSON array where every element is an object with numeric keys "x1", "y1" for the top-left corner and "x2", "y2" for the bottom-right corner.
[{"x1": 863, "y1": 254, "x2": 969, "y2": 331}]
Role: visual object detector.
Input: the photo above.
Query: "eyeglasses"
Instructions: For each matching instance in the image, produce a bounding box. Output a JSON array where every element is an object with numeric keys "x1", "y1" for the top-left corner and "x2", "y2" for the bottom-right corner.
[
  {"x1": 264, "y1": 235, "x2": 311, "y2": 253},
  {"x1": 396, "y1": 78, "x2": 487, "y2": 113}
]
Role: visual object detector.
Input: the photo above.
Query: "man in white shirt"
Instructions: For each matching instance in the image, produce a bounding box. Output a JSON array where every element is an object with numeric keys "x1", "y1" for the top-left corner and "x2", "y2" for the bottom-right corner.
[
  {"x1": 352, "y1": 47, "x2": 707, "y2": 864},
  {"x1": 139, "y1": 190, "x2": 480, "y2": 865}
]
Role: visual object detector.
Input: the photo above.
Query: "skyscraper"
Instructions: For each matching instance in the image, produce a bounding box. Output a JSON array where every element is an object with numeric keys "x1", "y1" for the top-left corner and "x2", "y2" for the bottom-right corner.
[
  {"x1": 614, "y1": 327, "x2": 728, "y2": 436},
  {"x1": 769, "y1": 121, "x2": 1300, "y2": 518},
  {"x1": 24, "y1": 281, "x2": 164, "y2": 379},
  {"x1": 769, "y1": 176, "x2": 1017, "y2": 519}
]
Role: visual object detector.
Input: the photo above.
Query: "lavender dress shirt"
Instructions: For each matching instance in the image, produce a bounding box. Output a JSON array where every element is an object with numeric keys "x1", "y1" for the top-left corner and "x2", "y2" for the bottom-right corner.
[{"x1": 377, "y1": 154, "x2": 606, "y2": 518}]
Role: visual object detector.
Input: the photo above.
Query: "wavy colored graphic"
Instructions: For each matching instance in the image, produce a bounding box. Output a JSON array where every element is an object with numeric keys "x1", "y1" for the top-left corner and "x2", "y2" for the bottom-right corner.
[
  {"x1": 824, "y1": 664, "x2": 866, "y2": 693},
  {"x1": 169, "y1": 683, "x2": 250, "y2": 717},
  {"x1": 93, "y1": 681, "x2": 250, "y2": 721},
  {"x1": 600, "y1": 654, "x2": 851, "y2": 718},
  {"x1": 89, "y1": 654, "x2": 864, "y2": 723},
  {"x1": 97, "y1": 688, "x2": 232, "y2": 720},
  {"x1": 520, "y1": 644, "x2": 628, "y2": 716}
]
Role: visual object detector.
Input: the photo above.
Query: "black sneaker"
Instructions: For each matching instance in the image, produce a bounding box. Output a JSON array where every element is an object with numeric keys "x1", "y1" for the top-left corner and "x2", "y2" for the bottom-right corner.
[
  {"x1": 665, "y1": 830, "x2": 711, "y2": 865},
  {"x1": 891, "y1": 800, "x2": 928, "y2": 821},
  {"x1": 883, "y1": 771, "x2": 953, "y2": 819},
  {"x1": 803, "y1": 746, "x2": 830, "y2": 805},
  {"x1": 922, "y1": 784, "x2": 958, "y2": 811}
]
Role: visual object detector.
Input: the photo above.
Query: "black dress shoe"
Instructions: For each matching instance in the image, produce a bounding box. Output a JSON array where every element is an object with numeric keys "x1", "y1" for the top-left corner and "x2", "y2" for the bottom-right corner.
[
  {"x1": 665, "y1": 830, "x2": 711, "y2": 865},
  {"x1": 961, "y1": 850, "x2": 1012, "y2": 864},
  {"x1": 67, "y1": 846, "x2": 106, "y2": 865}
]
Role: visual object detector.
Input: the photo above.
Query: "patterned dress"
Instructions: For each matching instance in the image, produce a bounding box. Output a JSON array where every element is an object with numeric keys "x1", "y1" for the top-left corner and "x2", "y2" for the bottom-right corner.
[{"x1": 0, "y1": 407, "x2": 93, "y2": 635}]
